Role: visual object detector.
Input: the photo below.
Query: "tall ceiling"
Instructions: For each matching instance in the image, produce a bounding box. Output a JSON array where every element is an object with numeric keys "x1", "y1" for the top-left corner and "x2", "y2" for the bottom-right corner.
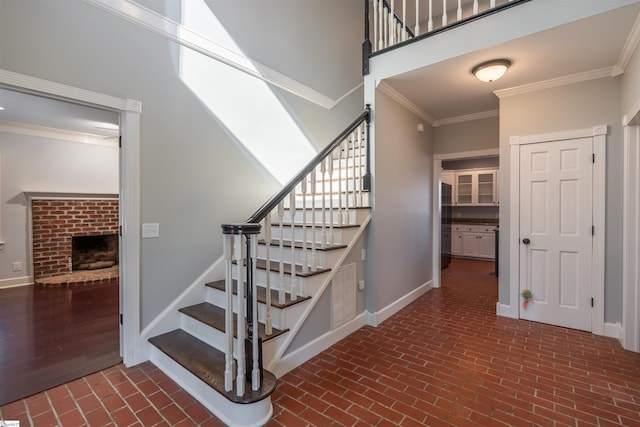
[{"x1": 384, "y1": 2, "x2": 640, "y2": 123}]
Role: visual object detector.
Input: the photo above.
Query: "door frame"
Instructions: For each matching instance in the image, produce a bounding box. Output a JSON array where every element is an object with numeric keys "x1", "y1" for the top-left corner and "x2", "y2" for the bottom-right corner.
[
  {"x1": 0, "y1": 68, "x2": 142, "y2": 365},
  {"x1": 622, "y1": 103, "x2": 640, "y2": 352},
  {"x1": 432, "y1": 148, "x2": 499, "y2": 288},
  {"x1": 508, "y1": 125, "x2": 606, "y2": 335}
]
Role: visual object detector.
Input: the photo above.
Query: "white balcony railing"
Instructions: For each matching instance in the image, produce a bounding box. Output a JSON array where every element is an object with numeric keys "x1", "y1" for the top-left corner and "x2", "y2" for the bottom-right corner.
[{"x1": 368, "y1": 0, "x2": 527, "y2": 53}]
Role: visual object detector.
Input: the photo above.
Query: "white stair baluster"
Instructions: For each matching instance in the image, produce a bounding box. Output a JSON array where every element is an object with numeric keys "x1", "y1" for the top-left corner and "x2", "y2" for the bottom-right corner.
[
  {"x1": 223, "y1": 234, "x2": 234, "y2": 392},
  {"x1": 457, "y1": 0, "x2": 462, "y2": 21},
  {"x1": 300, "y1": 178, "x2": 308, "y2": 274},
  {"x1": 378, "y1": 0, "x2": 384, "y2": 49},
  {"x1": 234, "y1": 234, "x2": 245, "y2": 397},
  {"x1": 372, "y1": 0, "x2": 378, "y2": 51},
  {"x1": 289, "y1": 191, "x2": 297, "y2": 301},
  {"x1": 328, "y1": 151, "x2": 335, "y2": 246},
  {"x1": 415, "y1": 0, "x2": 420, "y2": 36},
  {"x1": 442, "y1": 0, "x2": 448, "y2": 27},
  {"x1": 277, "y1": 201, "x2": 285, "y2": 305},
  {"x1": 357, "y1": 126, "x2": 363, "y2": 208},
  {"x1": 346, "y1": 131, "x2": 358, "y2": 217},
  {"x1": 339, "y1": 141, "x2": 345, "y2": 227},
  {"x1": 428, "y1": 0, "x2": 433, "y2": 31},
  {"x1": 473, "y1": 0, "x2": 478, "y2": 14},
  {"x1": 263, "y1": 219, "x2": 272, "y2": 335},
  {"x1": 249, "y1": 233, "x2": 260, "y2": 391},
  {"x1": 490, "y1": 0, "x2": 496, "y2": 8},
  {"x1": 320, "y1": 159, "x2": 327, "y2": 249},
  {"x1": 310, "y1": 169, "x2": 317, "y2": 271},
  {"x1": 390, "y1": 0, "x2": 395, "y2": 45},
  {"x1": 402, "y1": 0, "x2": 407, "y2": 41}
]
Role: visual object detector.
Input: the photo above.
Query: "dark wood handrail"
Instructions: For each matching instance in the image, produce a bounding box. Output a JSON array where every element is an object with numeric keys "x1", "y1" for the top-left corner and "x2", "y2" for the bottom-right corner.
[{"x1": 245, "y1": 107, "x2": 371, "y2": 224}]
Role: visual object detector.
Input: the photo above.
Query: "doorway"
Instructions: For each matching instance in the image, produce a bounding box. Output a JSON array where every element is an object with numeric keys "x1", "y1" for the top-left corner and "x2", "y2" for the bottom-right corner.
[
  {"x1": 0, "y1": 88, "x2": 122, "y2": 404},
  {"x1": 432, "y1": 149, "x2": 499, "y2": 288}
]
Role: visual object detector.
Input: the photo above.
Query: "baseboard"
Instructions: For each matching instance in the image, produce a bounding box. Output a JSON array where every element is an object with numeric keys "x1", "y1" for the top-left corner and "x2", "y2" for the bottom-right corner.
[
  {"x1": 272, "y1": 313, "x2": 366, "y2": 378},
  {"x1": 0, "y1": 275, "x2": 33, "y2": 289},
  {"x1": 365, "y1": 280, "x2": 434, "y2": 327},
  {"x1": 603, "y1": 322, "x2": 623, "y2": 341},
  {"x1": 496, "y1": 302, "x2": 518, "y2": 319},
  {"x1": 134, "y1": 256, "x2": 225, "y2": 365}
]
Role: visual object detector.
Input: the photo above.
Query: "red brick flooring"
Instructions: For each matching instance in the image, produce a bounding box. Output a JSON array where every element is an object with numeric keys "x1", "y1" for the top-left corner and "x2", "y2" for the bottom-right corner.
[{"x1": 2, "y1": 258, "x2": 640, "y2": 426}]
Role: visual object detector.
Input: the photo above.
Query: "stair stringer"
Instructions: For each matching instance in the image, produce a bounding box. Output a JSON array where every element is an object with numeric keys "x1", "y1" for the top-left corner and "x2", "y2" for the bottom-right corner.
[{"x1": 266, "y1": 212, "x2": 371, "y2": 373}]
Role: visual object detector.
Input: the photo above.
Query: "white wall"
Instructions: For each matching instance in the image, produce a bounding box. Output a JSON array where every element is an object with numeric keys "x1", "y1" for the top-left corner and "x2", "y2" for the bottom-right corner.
[
  {"x1": 0, "y1": 1, "x2": 364, "y2": 326},
  {"x1": 499, "y1": 76, "x2": 623, "y2": 323},
  {"x1": 0, "y1": 131, "x2": 118, "y2": 285},
  {"x1": 367, "y1": 89, "x2": 433, "y2": 313}
]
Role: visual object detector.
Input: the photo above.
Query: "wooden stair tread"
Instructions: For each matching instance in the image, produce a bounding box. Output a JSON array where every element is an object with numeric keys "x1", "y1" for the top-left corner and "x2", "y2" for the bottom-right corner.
[
  {"x1": 258, "y1": 239, "x2": 347, "y2": 251},
  {"x1": 149, "y1": 329, "x2": 277, "y2": 404},
  {"x1": 206, "y1": 280, "x2": 311, "y2": 309},
  {"x1": 255, "y1": 259, "x2": 330, "y2": 277},
  {"x1": 179, "y1": 302, "x2": 288, "y2": 342}
]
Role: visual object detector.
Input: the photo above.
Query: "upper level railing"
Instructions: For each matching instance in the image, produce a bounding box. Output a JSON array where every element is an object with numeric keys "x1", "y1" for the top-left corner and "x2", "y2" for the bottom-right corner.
[
  {"x1": 363, "y1": 0, "x2": 530, "y2": 73},
  {"x1": 221, "y1": 107, "x2": 371, "y2": 396}
]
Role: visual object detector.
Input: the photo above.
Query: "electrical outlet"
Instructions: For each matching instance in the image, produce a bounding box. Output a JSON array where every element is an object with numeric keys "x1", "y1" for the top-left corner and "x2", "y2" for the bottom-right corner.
[
  {"x1": 358, "y1": 280, "x2": 365, "y2": 290},
  {"x1": 361, "y1": 249, "x2": 366, "y2": 261},
  {"x1": 12, "y1": 261, "x2": 22, "y2": 272}
]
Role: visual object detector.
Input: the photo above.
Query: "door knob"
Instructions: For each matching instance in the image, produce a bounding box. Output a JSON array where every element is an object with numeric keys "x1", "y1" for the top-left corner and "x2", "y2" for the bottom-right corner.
[{"x1": 522, "y1": 238, "x2": 531, "y2": 245}]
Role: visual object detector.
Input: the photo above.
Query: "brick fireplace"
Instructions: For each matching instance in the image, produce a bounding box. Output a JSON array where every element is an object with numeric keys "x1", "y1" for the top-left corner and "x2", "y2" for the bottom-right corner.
[{"x1": 30, "y1": 196, "x2": 119, "y2": 284}]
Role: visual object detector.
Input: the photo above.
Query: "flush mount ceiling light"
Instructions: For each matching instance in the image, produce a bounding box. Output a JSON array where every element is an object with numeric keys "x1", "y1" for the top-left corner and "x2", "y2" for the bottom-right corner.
[{"x1": 472, "y1": 59, "x2": 511, "y2": 83}]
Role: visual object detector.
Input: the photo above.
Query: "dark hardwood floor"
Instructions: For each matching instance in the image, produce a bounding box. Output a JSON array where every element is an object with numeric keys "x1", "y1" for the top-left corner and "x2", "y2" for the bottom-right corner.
[{"x1": 0, "y1": 280, "x2": 121, "y2": 405}]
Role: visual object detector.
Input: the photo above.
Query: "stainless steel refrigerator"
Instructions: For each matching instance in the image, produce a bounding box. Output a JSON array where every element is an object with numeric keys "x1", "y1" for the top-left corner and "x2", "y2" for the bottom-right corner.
[{"x1": 441, "y1": 183, "x2": 452, "y2": 268}]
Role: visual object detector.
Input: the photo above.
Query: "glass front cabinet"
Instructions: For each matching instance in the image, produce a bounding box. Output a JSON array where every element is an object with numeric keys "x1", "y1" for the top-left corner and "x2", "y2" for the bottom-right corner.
[{"x1": 454, "y1": 169, "x2": 498, "y2": 206}]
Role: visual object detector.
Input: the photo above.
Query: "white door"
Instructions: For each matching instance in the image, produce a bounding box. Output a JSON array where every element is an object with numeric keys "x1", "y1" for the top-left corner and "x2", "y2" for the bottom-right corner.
[{"x1": 519, "y1": 137, "x2": 593, "y2": 331}]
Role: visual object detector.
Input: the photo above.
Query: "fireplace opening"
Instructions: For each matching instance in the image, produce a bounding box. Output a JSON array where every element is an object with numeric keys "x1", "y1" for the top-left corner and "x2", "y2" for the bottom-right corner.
[{"x1": 72, "y1": 234, "x2": 119, "y2": 271}]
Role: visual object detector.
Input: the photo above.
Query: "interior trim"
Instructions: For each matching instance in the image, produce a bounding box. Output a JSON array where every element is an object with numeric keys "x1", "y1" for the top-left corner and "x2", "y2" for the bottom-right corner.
[{"x1": 0, "y1": 67, "x2": 143, "y2": 366}]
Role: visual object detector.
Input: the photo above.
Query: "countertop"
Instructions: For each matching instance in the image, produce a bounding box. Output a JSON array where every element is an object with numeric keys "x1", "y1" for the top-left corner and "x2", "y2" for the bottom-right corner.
[{"x1": 451, "y1": 218, "x2": 499, "y2": 226}]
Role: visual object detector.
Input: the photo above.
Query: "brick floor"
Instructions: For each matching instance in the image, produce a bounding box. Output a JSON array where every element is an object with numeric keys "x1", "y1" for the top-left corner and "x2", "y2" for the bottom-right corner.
[{"x1": 2, "y1": 258, "x2": 639, "y2": 426}]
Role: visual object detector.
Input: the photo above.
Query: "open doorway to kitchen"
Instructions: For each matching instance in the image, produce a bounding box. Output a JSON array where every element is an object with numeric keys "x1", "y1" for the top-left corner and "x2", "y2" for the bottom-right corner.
[
  {"x1": 0, "y1": 88, "x2": 121, "y2": 405},
  {"x1": 433, "y1": 149, "x2": 499, "y2": 289}
]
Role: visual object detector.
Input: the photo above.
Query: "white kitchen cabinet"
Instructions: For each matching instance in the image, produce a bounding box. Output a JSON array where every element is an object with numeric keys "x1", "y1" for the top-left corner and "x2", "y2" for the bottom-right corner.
[
  {"x1": 441, "y1": 171, "x2": 455, "y2": 186},
  {"x1": 454, "y1": 169, "x2": 498, "y2": 206},
  {"x1": 452, "y1": 230, "x2": 463, "y2": 255},
  {"x1": 452, "y1": 224, "x2": 496, "y2": 260}
]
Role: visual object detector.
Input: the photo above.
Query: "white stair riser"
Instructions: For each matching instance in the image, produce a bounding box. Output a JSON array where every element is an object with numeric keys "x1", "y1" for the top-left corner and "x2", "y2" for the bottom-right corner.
[
  {"x1": 270, "y1": 224, "x2": 360, "y2": 245},
  {"x1": 231, "y1": 268, "x2": 327, "y2": 297},
  {"x1": 179, "y1": 312, "x2": 283, "y2": 367},
  {"x1": 256, "y1": 244, "x2": 342, "y2": 269},
  {"x1": 286, "y1": 193, "x2": 370, "y2": 210},
  {"x1": 206, "y1": 288, "x2": 286, "y2": 330},
  {"x1": 150, "y1": 348, "x2": 272, "y2": 427},
  {"x1": 277, "y1": 208, "x2": 367, "y2": 225}
]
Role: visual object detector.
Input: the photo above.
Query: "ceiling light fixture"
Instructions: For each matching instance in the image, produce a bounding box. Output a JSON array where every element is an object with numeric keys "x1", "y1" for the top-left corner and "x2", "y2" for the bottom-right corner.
[{"x1": 472, "y1": 59, "x2": 511, "y2": 83}]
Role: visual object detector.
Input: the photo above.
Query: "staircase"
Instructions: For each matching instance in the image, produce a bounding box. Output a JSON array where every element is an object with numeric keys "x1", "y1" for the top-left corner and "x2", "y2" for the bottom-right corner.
[{"x1": 147, "y1": 109, "x2": 371, "y2": 426}]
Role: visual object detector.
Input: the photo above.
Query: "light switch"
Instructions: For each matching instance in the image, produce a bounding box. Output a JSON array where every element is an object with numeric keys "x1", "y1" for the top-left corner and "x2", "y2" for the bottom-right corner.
[{"x1": 142, "y1": 223, "x2": 160, "y2": 238}]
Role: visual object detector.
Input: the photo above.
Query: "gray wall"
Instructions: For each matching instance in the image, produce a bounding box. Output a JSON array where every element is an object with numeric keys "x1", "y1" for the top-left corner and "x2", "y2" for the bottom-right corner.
[
  {"x1": 0, "y1": 131, "x2": 119, "y2": 283},
  {"x1": 367, "y1": 89, "x2": 433, "y2": 313},
  {"x1": 499, "y1": 77, "x2": 623, "y2": 323},
  {"x1": 622, "y1": 39, "x2": 640, "y2": 117},
  {"x1": 0, "y1": 1, "x2": 364, "y2": 327},
  {"x1": 286, "y1": 233, "x2": 367, "y2": 354},
  {"x1": 433, "y1": 116, "x2": 499, "y2": 155}
]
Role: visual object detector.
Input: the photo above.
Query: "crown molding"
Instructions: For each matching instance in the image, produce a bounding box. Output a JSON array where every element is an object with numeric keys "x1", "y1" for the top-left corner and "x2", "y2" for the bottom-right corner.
[
  {"x1": 81, "y1": 0, "x2": 359, "y2": 110},
  {"x1": 377, "y1": 81, "x2": 436, "y2": 125},
  {"x1": 494, "y1": 67, "x2": 615, "y2": 99},
  {"x1": 433, "y1": 109, "x2": 499, "y2": 127},
  {"x1": 0, "y1": 120, "x2": 119, "y2": 147},
  {"x1": 614, "y1": 11, "x2": 640, "y2": 77}
]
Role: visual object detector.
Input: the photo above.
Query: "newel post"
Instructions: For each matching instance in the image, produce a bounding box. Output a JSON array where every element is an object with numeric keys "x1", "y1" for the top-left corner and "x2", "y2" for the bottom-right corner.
[
  {"x1": 363, "y1": 0, "x2": 372, "y2": 75},
  {"x1": 363, "y1": 104, "x2": 373, "y2": 191}
]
